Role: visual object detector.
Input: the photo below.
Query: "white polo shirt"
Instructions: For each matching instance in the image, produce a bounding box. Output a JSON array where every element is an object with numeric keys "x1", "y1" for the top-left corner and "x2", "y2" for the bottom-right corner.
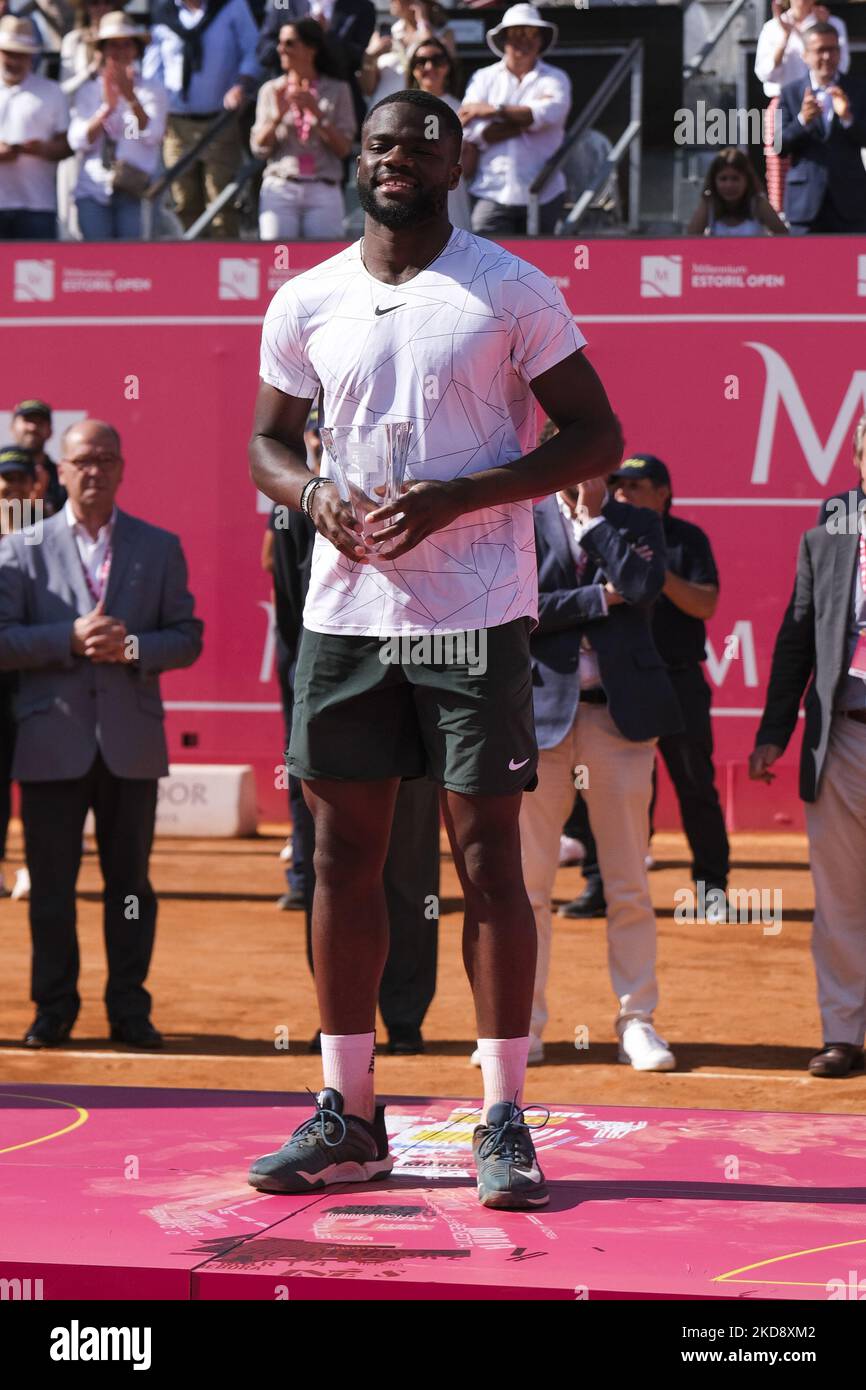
[
  {"x1": 0, "y1": 73, "x2": 68, "y2": 212},
  {"x1": 260, "y1": 227, "x2": 586, "y2": 637},
  {"x1": 461, "y1": 58, "x2": 571, "y2": 207}
]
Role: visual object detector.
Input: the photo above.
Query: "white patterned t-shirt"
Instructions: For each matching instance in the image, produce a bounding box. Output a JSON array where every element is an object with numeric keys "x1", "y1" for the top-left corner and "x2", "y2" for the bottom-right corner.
[{"x1": 259, "y1": 227, "x2": 586, "y2": 636}]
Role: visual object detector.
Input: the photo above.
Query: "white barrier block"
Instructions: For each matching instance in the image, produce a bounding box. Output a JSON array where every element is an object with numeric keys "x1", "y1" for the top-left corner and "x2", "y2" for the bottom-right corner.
[
  {"x1": 85, "y1": 765, "x2": 258, "y2": 838},
  {"x1": 154, "y1": 764, "x2": 258, "y2": 837}
]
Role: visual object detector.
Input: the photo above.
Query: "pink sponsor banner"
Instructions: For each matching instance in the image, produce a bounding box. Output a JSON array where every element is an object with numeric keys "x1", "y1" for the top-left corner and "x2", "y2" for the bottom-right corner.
[{"x1": 2, "y1": 237, "x2": 864, "y2": 826}]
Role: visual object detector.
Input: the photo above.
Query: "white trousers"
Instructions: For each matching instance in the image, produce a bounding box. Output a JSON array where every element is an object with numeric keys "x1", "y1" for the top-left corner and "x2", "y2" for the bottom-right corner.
[
  {"x1": 805, "y1": 714, "x2": 866, "y2": 1045},
  {"x1": 519, "y1": 703, "x2": 659, "y2": 1040},
  {"x1": 259, "y1": 179, "x2": 345, "y2": 240}
]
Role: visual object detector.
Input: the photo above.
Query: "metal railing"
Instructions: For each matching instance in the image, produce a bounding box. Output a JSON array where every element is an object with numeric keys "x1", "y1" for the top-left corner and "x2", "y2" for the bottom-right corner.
[
  {"x1": 527, "y1": 39, "x2": 643, "y2": 235},
  {"x1": 141, "y1": 105, "x2": 257, "y2": 241},
  {"x1": 683, "y1": 0, "x2": 755, "y2": 81}
]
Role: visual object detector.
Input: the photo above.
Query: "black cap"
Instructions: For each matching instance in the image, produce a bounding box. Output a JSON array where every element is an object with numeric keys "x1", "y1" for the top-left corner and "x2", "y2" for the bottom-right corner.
[
  {"x1": 609, "y1": 454, "x2": 671, "y2": 489},
  {"x1": 0, "y1": 445, "x2": 36, "y2": 479},
  {"x1": 13, "y1": 398, "x2": 52, "y2": 423}
]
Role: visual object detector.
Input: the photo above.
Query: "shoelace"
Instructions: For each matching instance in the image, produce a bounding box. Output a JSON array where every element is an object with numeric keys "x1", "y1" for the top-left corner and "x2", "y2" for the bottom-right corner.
[
  {"x1": 286, "y1": 1090, "x2": 347, "y2": 1150},
  {"x1": 478, "y1": 1101, "x2": 550, "y2": 1164}
]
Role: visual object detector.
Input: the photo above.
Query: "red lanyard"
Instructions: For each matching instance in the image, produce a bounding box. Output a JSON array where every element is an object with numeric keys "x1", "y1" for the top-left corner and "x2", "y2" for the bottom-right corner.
[
  {"x1": 76, "y1": 538, "x2": 112, "y2": 606},
  {"x1": 859, "y1": 532, "x2": 866, "y2": 596}
]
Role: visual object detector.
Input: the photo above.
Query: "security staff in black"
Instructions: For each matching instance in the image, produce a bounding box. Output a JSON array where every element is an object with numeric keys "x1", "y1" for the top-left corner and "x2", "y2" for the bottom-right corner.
[{"x1": 560, "y1": 455, "x2": 729, "y2": 917}]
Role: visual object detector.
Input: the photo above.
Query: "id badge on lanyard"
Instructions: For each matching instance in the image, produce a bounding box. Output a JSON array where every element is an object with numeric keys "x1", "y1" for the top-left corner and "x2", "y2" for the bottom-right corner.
[{"x1": 78, "y1": 542, "x2": 112, "y2": 607}]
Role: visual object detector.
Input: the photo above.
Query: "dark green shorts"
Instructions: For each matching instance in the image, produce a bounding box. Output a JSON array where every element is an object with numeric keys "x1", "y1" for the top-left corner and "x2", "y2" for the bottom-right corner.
[{"x1": 288, "y1": 619, "x2": 538, "y2": 796}]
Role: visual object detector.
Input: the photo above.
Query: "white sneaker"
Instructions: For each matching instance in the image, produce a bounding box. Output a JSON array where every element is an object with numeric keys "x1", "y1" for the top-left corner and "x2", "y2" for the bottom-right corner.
[
  {"x1": 279, "y1": 840, "x2": 292, "y2": 864},
  {"x1": 617, "y1": 1019, "x2": 676, "y2": 1072},
  {"x1": 11, "y1": 867, "x2": 30, "y2": 901},
  {"x1": 470, "y1": 1037, "x2": 545, "y2": 1067},
  {"x1": 559, "y1": 835, "x2": 585, "y2": 866}
]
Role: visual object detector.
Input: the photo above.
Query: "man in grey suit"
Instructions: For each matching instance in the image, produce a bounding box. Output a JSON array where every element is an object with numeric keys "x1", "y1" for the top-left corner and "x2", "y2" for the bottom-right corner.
[
  {"x1": 0, "y1": 419, "x2": 203, "y2": 1050},
  {"x1": 751, "y1": 413, "x2": 866, "y2": 1078}
]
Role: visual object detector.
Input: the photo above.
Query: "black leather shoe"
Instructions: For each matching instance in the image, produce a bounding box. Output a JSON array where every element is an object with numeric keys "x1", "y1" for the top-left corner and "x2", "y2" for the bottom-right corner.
[
  {"x1": 110, "y1": 1018, "x2": 164, "y2": 1050},
  {"x1": 558, "y1": 881, "x2": 607, "y2": 919},
  {"x1": 809, "y1": 1043, "x2": 865, "y2": 1078},
  {"x1": 387, "y1": 1027, "x2": 425, "y2": 1056},
  {"x1": 23, "y1": 1015, "x2": 73, "y2": 1048}
]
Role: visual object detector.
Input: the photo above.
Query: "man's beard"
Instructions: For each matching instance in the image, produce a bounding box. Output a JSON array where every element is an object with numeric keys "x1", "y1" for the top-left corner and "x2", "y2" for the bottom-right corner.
[{"x1": 357, "y1": 173, "x2": 446, "y2": 229}]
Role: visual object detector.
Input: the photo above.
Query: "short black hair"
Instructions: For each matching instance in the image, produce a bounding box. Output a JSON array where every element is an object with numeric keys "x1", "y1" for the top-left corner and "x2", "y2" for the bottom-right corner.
[{"x1": 362, "y1": 89, "x2": 463, "y2": 151}]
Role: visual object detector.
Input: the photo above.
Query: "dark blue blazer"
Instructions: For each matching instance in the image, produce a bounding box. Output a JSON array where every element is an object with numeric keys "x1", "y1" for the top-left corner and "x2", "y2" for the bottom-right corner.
[
  {"x1": 779, "y1": 74, "x2": 866, "y2": 226},
  {"x1": 531, "y1": 496, "x2": 684, "y2": 749}
]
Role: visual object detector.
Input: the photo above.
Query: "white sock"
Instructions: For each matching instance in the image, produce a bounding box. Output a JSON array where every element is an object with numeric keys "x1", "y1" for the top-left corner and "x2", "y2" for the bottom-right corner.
[
  {"x1": 320, "y1": 1032, "x2": 376, "y2": 1123},
  {"x1": 477, "y1": 1037, "x2": 530, "y2": 1123}
]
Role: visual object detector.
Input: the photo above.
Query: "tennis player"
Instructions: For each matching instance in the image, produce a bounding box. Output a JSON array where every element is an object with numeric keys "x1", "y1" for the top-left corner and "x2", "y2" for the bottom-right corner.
[{"x1": 248, "y1": 90, "x2": 622, "y2": 1208}]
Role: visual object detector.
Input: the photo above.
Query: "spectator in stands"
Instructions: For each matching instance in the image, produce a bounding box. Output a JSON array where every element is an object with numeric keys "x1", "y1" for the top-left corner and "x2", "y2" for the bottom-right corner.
[
  {"x1": 751, "y1": 414, "x2": 866, "y2": 1078},
  {"x1": 561, "y1": 454, "x2": 730, "y2": 919},
  {"x1": 0, "y1": 418, "x2": 203, "y2": 1051},
  {"x1": 0, "y1": 17, "x2": 69, "y2": 239},
  {"x1": 406, "y1": 36, "x2": 471, "y2": 229},
  {"x1": 0, "y1": 445, "x2": 35, "y2": 899},
  {"x1": 60, "y1": 0, "x2": 112, "y2": 95},
  {"x1": 387, "y1": 1, "x2": 454, "y2": 67},
  {"x1": 251, "y1": 18, "x2": 353, "y2": 239},
  {"x1": 257, "y1": 0, "x2": 375, "y2": 135},
  {"x1": 144, "y1": 0, "x2": 261, "y2": 239},
  {"x1": 9, "y1": 1, "x2": 73, "y2": 69},
  {"x1": 779, "y1": 22, "x2": 866, "y2": 235},
  {"x1": 756, "y1": 0, "x2": 849, "y2": 214},
  {"x1": 68, "y1": 11, "x2": 167, "y2": 240},
  {"x1": 360, "y1": 3, "x2": 454, "y2": 110},
  {"x1": 10, "y1": 399, "x2": 65, "y2": 514},
  {"x1": 687, "y1": 148, "x2": 787, "y2": 237},
  {"x1": 502, "y1": 426, "x2": 682, "y2": 1071},
  {"x1": 459, "y1": 3, "x2": 571, "y2": 236}
]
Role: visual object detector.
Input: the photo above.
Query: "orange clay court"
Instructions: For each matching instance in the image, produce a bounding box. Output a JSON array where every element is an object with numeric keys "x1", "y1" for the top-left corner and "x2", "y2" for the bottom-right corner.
[{"x1": 1, "y1": 822, "x2": 861, "y2": 1118}]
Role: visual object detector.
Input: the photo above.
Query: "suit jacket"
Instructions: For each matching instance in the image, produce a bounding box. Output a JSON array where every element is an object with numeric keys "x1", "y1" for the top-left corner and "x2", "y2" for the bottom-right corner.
[
  {"x1": 531, "y1": 496, "x2": 683, "y2": 749},
  {"x1": 0, "y1": 509, "x2": 203, "y2": 782},
  {"x1": 755, "y1": 498, "x2": 861, "y2": 802},
  {"x1": 779, "y1": 73, "x2": 866, "y2": 226}
]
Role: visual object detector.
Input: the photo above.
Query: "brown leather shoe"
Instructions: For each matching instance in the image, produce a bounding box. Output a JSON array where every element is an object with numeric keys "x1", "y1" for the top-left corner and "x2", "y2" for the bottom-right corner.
[{"x1": 808, "y1": 1043, "x2": 865, "y2": 1078}]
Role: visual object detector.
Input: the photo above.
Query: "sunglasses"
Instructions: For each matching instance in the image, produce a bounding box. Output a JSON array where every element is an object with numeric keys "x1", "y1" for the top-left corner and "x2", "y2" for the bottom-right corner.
[{"x1": 413, "y1": 53, "x2": 448, "y2": 68}]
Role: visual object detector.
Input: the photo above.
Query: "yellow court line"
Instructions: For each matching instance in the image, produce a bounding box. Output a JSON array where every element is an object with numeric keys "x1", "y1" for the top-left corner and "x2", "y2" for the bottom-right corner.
[
  {"x1": 0, "y1": 1091, "x2": 89, "y2": 1155},
  {"x1": 715, "y1": 1238, "x2": 866, "y2": 1283},
  {"x1": 720, "y1": 1279, "x2": 848, "y2": 1288}
]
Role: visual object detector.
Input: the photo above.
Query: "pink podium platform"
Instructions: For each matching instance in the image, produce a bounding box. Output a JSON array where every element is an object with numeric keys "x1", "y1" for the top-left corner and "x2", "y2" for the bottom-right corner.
[{"x1": 2, "y1": 1084, "x2": 866, "y2": 1300}]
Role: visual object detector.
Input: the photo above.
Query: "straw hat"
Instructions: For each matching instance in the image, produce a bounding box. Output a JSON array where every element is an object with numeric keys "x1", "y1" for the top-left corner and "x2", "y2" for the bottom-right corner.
[
  {"x1": 93, "y1": 11, "x2": 151, "y2": 49},
  {"x1": 486, "y1": 4, "x2": 558, "y2": 58},
  {"x1": 0, "y1": 16, "x2": 43, "y2": 55}
]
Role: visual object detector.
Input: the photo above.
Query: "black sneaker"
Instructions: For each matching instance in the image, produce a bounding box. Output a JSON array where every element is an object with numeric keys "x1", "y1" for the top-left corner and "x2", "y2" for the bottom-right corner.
[
  {"x1": 472, "y1": 1100, "x2": 550, "y2": 1209},
  {"x1": 248, "y1": 1088, "x2": 393, "y2": 1194}
]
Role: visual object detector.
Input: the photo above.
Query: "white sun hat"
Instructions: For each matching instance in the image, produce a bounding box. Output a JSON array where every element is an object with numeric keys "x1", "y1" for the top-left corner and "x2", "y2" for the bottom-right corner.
[{"x1": 486, "y1": 4, "x2": 558, "y2": 58}]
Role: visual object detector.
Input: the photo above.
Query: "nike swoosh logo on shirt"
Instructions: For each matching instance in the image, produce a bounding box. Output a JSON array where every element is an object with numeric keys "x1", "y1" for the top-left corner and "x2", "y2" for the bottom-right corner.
[
  {"x1": 374, "y1": 304, "x2": 405, "y2": 316},
  {"x1": 509, "y1": 757, "x2": 531, "y2": 771}
]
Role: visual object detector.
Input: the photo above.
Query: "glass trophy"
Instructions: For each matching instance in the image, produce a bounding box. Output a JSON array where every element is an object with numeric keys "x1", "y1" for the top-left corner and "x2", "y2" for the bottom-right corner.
[{"x1": 319, "y1": 422, "x2": 414, "y2": 531}]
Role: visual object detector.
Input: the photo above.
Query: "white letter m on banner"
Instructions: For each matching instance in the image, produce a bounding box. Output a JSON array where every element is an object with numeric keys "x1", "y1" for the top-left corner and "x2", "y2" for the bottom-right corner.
[{"x1": 746, "y1": 342, "x2": 866, "y2": 485}]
